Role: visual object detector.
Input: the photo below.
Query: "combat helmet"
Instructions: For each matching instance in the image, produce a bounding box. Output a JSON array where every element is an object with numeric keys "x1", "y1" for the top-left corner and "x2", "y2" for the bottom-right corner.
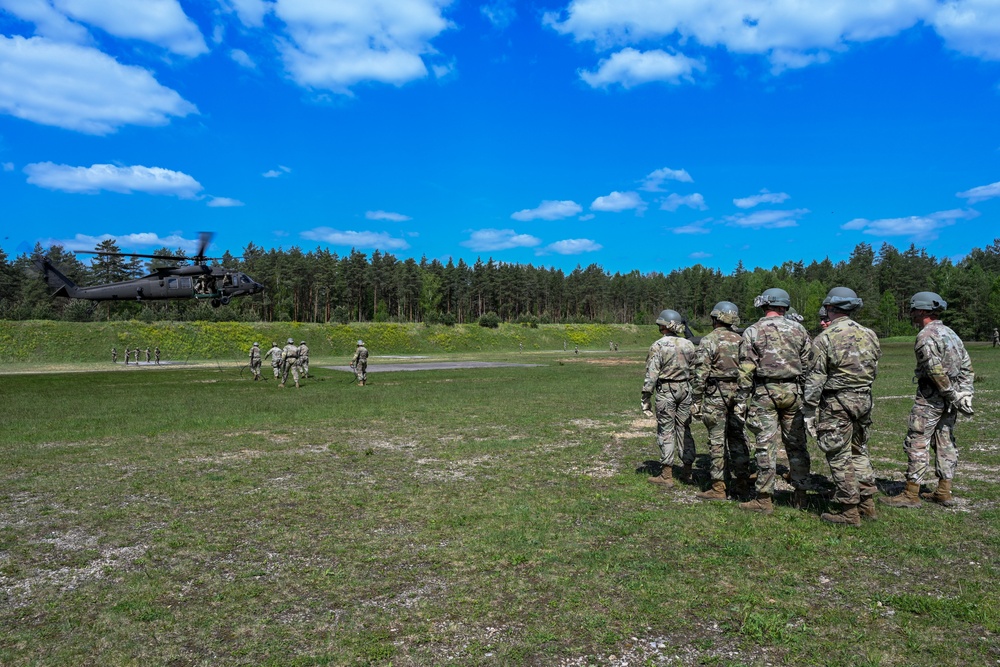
[
  {"x1": 823, "y1": 286, "x2": 863, "y2": 312},
  {"x1": 272, "y1": 342, "x2": 278, "y2": 347},
  {"x1": 818, "y1": 306, "x2": 829, "y2": 320},
  {"x1": 784, "y1": 307, "x2": 804, "y2": 323},
  {"x1": 655, "y1": 309, "x2": 683, "y2": 326},
  {"x1": 300, "y1": 340, "x2": 306, "y2": 345},
  {"x1": 357, "y1": 339, "x2": 365, "y2": 346},
  {"x1": 709, "y1": 301, "x2": 740, "y2": 326},
  {"x1": 910, "y1": 291, "x2": 947, "y2": 312},
  {"x1": 253, "y1": 342, "x2": 259, "y2": 347},
  {"x1": 753, "y1": 287, "x2": 790, "y2": 309},
  {"x1": 287, "y1": 338, "x2": 294, "y2": 344}
]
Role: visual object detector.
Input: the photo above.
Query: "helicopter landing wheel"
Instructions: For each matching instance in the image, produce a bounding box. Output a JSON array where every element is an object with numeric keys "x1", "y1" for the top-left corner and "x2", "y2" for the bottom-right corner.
[
  {"x1": 211, "y1": 298, "x2": 222, "y2": 308},
  {"x1": 220, "y1": 296, "x2": 231, "y2": 305}
]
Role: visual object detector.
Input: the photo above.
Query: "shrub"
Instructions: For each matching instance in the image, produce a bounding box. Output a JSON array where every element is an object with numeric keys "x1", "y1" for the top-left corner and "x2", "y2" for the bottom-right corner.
[{"x1": 478, "y1": 312, "x2": 501, "y2": 328}]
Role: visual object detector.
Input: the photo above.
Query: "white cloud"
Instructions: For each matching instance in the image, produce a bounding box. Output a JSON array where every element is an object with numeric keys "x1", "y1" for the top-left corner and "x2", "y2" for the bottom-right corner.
[
  {"x1": 43, "y1": 232, "x2": 202, "y2": 252},
  {"x1": 0, "y1": 36, "x2": 197, "y2": 134},
  {"x1": 932, "y1": 0, "x2": 1000, "y2": 61},
  {"x1": 48, "y1": 0, "x2": 208, "y2": 56},
  {"x1": 301, "y1": 226, "x2": 411, "y2": 250},
  {"x1": 273, "y1": 0, "x2": 454, "y2": 94},
  {"x1": 724, "y1": 208, "x2": 809, "y2": 229},
  {"x1": 538, "y1": 238, "x2": 603, "y2": 255},
  {"x1": 689, "y1": 251, "x2": 712, "y2": 259},
  {"x1": 591, "y1": 190, "x2": 646, "y2": 213},
  {"x1": 2, "y1": 162, "x2": 13, "y2": 171},
  {"x1": 225, "y1": 0, "x2": 272, "y2": 28},
  {"x1": 230, "y1": 48, "x2": 257, "y2": 69},
  {"x1": 0, "y1": 0, "x2": 91, "y2": 43},
  {"x1": 511, "y1": 199, "x2": 583, "y2": 221},
  {"x1": 460, "y1": 228, "x2": 541, "y2": 252},
  {"x1": 580, "y1": 48, "x2": 703, "y2": 88},
  {"x1": 639, "y1": 166, "x2": 693, "y2": 192},
  {"x1": 661, "y1": 193, "x2": 707, "y2": 212},
  {"x1": 24, "y1": 162, "x2": 203, "y2": 198},
  {"x1": 734, "y1": 189, "x2": 791, "y2": 208},
  {"x1": 956, "y1": 180, "x2": 1000, "y2": 203},
  {"x1": 672, "y1": 222, "x2": 711, "y2": 234},
  {"x1": 366, "y1": 210, "x2": 412, "y2": 221},
  {"x1": 262, "y1": 166, "x2": 292, "y2": 178},
  {"x1": 481, "y1": 0, "x2": 516, "y2": 29},
  {"x1": 207, "y1": 196, "x2": 245, "y2": 207},
  {"x1": 842, "y1": 208, "x2": 979, "y2": 240}
]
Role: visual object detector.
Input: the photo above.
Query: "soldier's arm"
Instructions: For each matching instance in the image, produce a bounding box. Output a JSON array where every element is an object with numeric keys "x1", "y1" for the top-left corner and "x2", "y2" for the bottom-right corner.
[
  {"x1": 642, "y1": 343, "x2": 662, "y2": 395},
  {"x1": 917, "y1": 338, "x2": 955, "y2": 399},
  {"x1": 690, "y1": 338, "x2": 712, "y2": 399},
  {"x1": 737, "y1": 331, "x2": 758, "y2": 390},
  {"x1": 802, "y1": 337, "x2": 829, "y2": 409},
  {"x1": 958, "y1": 346, "x2": 974, "y2": 394}
]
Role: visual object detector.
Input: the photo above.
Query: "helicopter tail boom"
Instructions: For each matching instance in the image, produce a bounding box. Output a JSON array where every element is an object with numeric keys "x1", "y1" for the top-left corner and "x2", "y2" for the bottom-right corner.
[{"x1": 34, "y1": 257, "x2": 83, "y2": 299}]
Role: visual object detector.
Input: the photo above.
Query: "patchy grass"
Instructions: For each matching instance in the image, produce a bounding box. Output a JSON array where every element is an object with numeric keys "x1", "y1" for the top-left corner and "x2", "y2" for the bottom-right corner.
[{"x1": 0, "y1": 342, "x2": 998, "y2": 665}]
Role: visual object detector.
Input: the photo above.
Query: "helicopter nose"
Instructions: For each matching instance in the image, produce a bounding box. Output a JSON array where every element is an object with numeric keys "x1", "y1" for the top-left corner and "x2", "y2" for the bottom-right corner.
[{"x1": 254, "y1": 281, "x2": 264, "y2": 294}]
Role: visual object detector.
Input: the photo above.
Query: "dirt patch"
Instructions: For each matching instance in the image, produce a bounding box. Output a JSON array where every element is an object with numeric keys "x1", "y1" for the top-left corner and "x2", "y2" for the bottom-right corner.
[
  {"x1": 321, "y1": 362, "x2": 543, "y2": 373},
  {"x1": 581, "y1": 357, "x2": 644, "y2": 366}
]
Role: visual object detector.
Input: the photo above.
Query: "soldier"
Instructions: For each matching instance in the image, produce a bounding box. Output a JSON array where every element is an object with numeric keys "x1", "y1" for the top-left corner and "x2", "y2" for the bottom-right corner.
[
  {"x1": 154, "y1": 346, "x2": 161, "y2": 364},
  {"x1": 610, "y1": 341, "x2": 614, "y2": 352},
  {"x1": 818, "y1": 306, "x2": 831, "y2": 330},
  {"x1": 574, "y1": 344, "x2": 579, "y2": 355},
  {"x1": 642, "y1": 309, "x2": 697, "y2": 487},
  {"x1": 249, "y1": 342, "x2": 263, "y2": 381},
  {"x1": 264, "y1": 342, "x2": 282, "y2": 380},
  {"x1": 298, "y1": 340, "x2": 310, "y2": 378},
  {"x1": 993, "y1": 327, "x2": 999, "y2": 348},
  {"x1": 737, "y1": 288, "x2": 813, "y2": 515},
  {"x1": 133, "y1": 347, "x2": 139, "y2": 364},
  {"x1": 690, "y1": 301, "x2": 751, "y2": 500},
  {"x1": 351, "y1": 339, "x2": 369, "y2": 386},
  {"x1": 144, "y1": 347, "x2": 151, "y2": 363},
  {"x1": 882, "y1": 292, "x2": 974, "y2": 508},
  {"x1": 279, "y1": 338, "x2": 300, "y2": 388},
  {"x1": 803, "y1": 288, "x2": 881, "y2": 527},
  {"x1": 112, "y1": 347, "x2": 118, "y2": 363},
  {"x1": 519, "y1": 342, "x2": 524, "y2": 352},
  {"x1": 124, "y1": 346, "x2": 130, "y2": 366}
]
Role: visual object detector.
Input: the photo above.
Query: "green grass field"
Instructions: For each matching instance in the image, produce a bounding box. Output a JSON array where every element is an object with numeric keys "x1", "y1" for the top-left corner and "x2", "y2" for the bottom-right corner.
[{"x1": 1, "y1": 340, "x2": 998, "y2": 666}]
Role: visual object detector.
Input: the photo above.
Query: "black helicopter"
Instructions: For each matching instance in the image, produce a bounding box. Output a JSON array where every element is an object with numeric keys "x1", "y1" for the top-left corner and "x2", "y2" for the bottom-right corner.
[{"x1": 34, "y1": 232, "x2": 264, "y2": 308}]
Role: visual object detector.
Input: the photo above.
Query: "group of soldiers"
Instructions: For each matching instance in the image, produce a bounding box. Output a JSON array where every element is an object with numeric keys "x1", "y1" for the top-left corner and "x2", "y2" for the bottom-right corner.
[
  {"x1": 642, "y1": 286, "x2": 975, "y2": 527},
  {"x1": 112, "y1": 346, "x2": 160, "y2": 365},
  {"x1": 248, "y1": 339, "x2": 370, "y2": 387}
]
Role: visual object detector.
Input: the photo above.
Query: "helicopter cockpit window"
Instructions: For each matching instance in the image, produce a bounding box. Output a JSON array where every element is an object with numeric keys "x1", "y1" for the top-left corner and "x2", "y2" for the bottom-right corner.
[
  {"x1": 240, "y1": 274, "x2": 252, "y2": 284},
  {"x1": 223, "y1": 274, "x2": 234, "y2": 287},
  {"x1": 180, "y1": 277, "x2": 192, "y2": 289}
]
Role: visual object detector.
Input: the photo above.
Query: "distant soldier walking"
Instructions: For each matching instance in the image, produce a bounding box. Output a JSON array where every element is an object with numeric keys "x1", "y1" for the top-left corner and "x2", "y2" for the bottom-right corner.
[
  {"x1": 642, "y1": 309, "x2": 697, "y2": 487},
  {"x1": 690, "y1": 301, "x2": 750, "y2": 500},
  {"x1": 264, "y1": 342, "x2": 282, "y2": 380},
  {"x1": 124, "y1": 346, "x2": 130, "y2": 366},
  {"x1": 144, "y1": 347, "x2": 151, "y2": 363},
  {"x1": 298, "y1": 340, "x2": 310, "y2": 378},
  {"x1": 249, "y1": 342, "x2": 263, "y2": 381},
  {"x1": 133, "y1": 348, "x2": 139, "y2": 364},
  {"x1": 112, "y1": 347, "x2": 118, "y2": 363},
  {"x1": 738, "y1": 288, "x2": 813, "y2": 515},
  {"x1": 154, "y1": 346, "x2": 161, "y2": 364},
  {"x1": 883, "y1": 292, "x2": 974, "y2": 508},
  {"x1": 279, "y1": 338, "x2": 300, "y2": 388},
  {"x1": 351, "y1": 340, "x2": 369, "y2": 386},
  {"x1": 993, "y1": 327, "x2": 999, "y2": 348},
  {"x1": 804, "y1": 288, "x2": 881, "y2": 526}
]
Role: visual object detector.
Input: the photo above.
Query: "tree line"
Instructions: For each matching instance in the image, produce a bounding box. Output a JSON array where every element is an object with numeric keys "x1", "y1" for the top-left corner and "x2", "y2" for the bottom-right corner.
[{"x1": 2, "y1": 238, "x2": 999, "y2": 340}]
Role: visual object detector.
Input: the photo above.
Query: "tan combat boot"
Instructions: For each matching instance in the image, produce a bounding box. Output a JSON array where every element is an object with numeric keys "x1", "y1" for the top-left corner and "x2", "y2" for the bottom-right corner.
[
  {"x1": 792, "y1": 488, "x2": 808, "y2": 510},
  {"x1": 696, "y1": 480, "x2": 727, "y2": 501},
  {"x1": 739, "y1": 492, "x2": 773, "y2": 515},
  {"x1": 648, "y1": 466, "x2": 674, "y2": 487},
  {"x1": 921, "y1": 479, "x2": 954, "y2": 506},
  {"x1": 278, "y1": 382, "x2": 285, "y2": 388},
  {"x1": 858, "y1": 495, "x2": 877, "y2": 521},
  {"x1": 880, "y1": 481, "x2": 922, "y2": 508},
  {"x1": 821, "y1": 504, "x2": 861, "y2": 527}
]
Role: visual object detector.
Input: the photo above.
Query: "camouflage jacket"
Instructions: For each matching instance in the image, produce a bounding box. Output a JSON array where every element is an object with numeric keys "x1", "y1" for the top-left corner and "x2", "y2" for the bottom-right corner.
[
  {"x1": 298, "y1": 344, "x2": 309, "y2": 358},
  {"x1": 264, "y1": 346, "x2": 282, "y2": 363},
  {"x1": 281, "y1": 344, "x2": 299, "y2": 361},
  {"x1": 803, "y1": 316, "x2": 881, "y2": 408},
  {"x1": 249, "y1": 346, "x2": 261, "y2": 361},
  {"x1": 691, "y1": 326, "x2": 742, "y2": 399},
  {"x1": 738, "y1": 314, "x2": 812, "y2": 386},
  {"x1": 914, "y1": 320, "x2": 974, "y2": 398},
  {"x1": 642, "y1": 334, "x2": 696, "y2": 394},
  {"x1": 352, "y1": 346, "x2": 369, "y2": 364}
]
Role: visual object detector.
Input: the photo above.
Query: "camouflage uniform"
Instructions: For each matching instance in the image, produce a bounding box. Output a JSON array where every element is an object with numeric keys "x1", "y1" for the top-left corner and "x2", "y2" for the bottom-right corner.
[
  {"x1": 133, "y1": 348, "x2": 139, "y2": 363},
  {"x1": 154, "y1": 347, "x2": 160, "y2": 364},
  {"x1": 804, "y1": 317, "x2": 881, "y2": 507},
  {"x1": 298, "y1": 341, "x2": 310, "y2": 378},
  {"x1": 993, "y1": 328, "x2": 999, "y2": 348},
  {"x1": 249, "y1": 343, "x2": 263, "y2": 381},
  {"x1": 280, "y1": 340, "x2": 300, "y2": 387},
  {"x1": 112, "y1": 347, "x2": 117, "y2": 363},
  {"x1": 738, "y1": 314, "x2": 812, "y2": 496},
  {"x1": 145, "y1": 347, "x2": 151, "y2": 363},
  {"x1": 264, "y1": 343, "x2": 282, "y2": 379},
  {"x1": 691, "y1": 327, "x2": 750, "y2": 488},
  {"x1": 124, "y1": 346, "x2": 130, "y2": 365},
  {"x1": 352, "y1": 343, "x2": 369, "y2": 385},
  {"x1": 643, "y1": 329, "x2": 697, "y2": 471},
  {"x1": 905, "y1": 320, "x2": 974, "y2": 484}
]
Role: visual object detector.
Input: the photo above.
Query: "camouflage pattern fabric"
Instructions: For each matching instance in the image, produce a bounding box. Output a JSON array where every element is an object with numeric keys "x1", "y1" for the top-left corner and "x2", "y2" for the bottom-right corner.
[
  {"x1": 643, "y1": 334, "x2": 697, "y2": 467},
  {"x1": 904, "y1": 320, "x2": 974, "y2": 482},
  {"x1": 249, "y1": 345, "x2": 262, "y2": 380},
  {"x1": 154, "y1": 347, "x2": 160, "y2": 364},
  {"x1": 352, "y1": 345, "x2": 369, "y2": 383},
  {"x1": 298, "y1": 343, "x2": 309, "y2": 376},
  {"x1": 112, "y1": 348, "x2": 117, "y2": 363},
  {"x1": 738, "y1": 314, "x2": 813, "y2": 494},
  {"x1": 692, "y1": 327, "x2": 749, "y2": 482},
  {"x1": 804, "y1": 317, "x2": 881, "y2": 504},
  {"x1": 265, "y1": 345, "x2": 283, "y2": 378},
  {"x1": 280, "y1": 343, "x2": 300, "y2": 385}
]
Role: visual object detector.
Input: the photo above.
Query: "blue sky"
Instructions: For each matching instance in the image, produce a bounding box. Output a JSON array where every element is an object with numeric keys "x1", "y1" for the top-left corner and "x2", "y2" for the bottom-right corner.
[{"x1": 2, "y1": 0, "x2": 1000, "y2": 275}]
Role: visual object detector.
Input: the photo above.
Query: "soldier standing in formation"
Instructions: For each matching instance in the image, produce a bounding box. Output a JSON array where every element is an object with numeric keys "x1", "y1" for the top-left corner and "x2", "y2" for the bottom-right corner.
[
  {"x1": 882, "y1": 292, "x2": 974, "y2": 508},
  {"x1": 642, "y1": 309, "x2": 697, "y2": 487},
  {"x1": 298, "y1": 340, "x2": 310, "y2": 378},
  {"x1": 351, "y1": 340, "x2": 369, "y2": 386},
  {"x1": 279, "y1": 338, "x2": 300, "y2": 388},
  {"x1": 249, "y1": 342, "x2": 263, "y2": 381},
  {"x1": 132, "y1": 348, "x2": 139, "y2": 364},
  {"x1": 112, "y1": 347, "x2": 118, "y2": 363},
  {"x1": 803, "y1": 287, "x2": 881, "y2": 527},
  {"x1": 737, "y1": 288, "x2": 812, "y2": 515},
  {"x1": 690, "y1": 301, "x2": 751, "y2": 501},
  {"x1": 144, "y1": 347, "x2": 151, "y2": 363},
  {"x1": 154, "y1": 346, "x2": 161, "y2": 364},
  {"x1": 124, "y1": 346, "x2": 130, "y2": 365},
  {"x1": 264, "y1": 342, "x2": 282, "y2": 380}
]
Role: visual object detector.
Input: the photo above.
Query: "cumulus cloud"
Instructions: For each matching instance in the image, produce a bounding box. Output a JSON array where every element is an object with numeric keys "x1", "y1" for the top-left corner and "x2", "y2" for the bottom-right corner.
[
  {"x1": 230, "y1": 48, "x2": 257, "y2": 69},
  {"x1": 207, "y1": 196, "x2": 245, "y2": 207},
  {"x1": 24, "y1": 162, "x2": 203, "y2": 198},
  {"x1": 226, "y1": 0, "x2": 272, "y2": 28},
  {"x1": 301, "y1": 226, "x2": 411, "y2": 250},
  {"x1": 0, "y1": 0, "x2": 91, "y2": 43},
  {"x1": 481, "y1": 0, "x2": 516, "y2": 29},
  {"x1": 44, "y1": 232, "x2": 203, "y2": 252},
  {"x1": 932, "y1": 0, "x2": 1000, "y2": 61},
  {"x1": 511, "y1": 199, "x2": 583, "y2": 221},
  {"x1": 538, "y1": 238, "x2": 603, "y2": 255},
  {"x1": 734, "y1": 189, "x2": 791, "y2": 208},
  {"x1": 639, "y1": 167, "x2": 693, "y2": 192},
  {"x1": 580, "y1": 48, "x2": 703, "y2": 88},
  {"x1": 45, "y1": 0, "x2": 208, "y2": 56},
  {"x1": 672, "y1": 222, "x2": 711, "y2": 234},
  {"x1": 842, "y1": 208, "x2": 979, "y2": 241},
  {"x1": 460, "y1": 228, "x2": 541, "y2": 252},
  {"x1": 2, "y1": 162, "x2": 13, "y2": 171},
  {"x1": 956, "y1": 180, "x2": 1000, "y2": 203},
  {"x1": 689, "y1": 251, "x2": 712, "y2": 259},
  {"x1": 273, "y1": 0, "x2": 454, "y2": 94},
  {"x1": 366, "y1": 210, "x2": 412, "y2": 222},
  {"x1": 724, "y1": 208, "x2": 809, "y2": 229},
  {"x1": 590, "y1": 190, "x2": 646, "y2": 213},
  {"x1": 661, "y1": 193, "x2": 707, "y2": 212},
  {"x1": 0, "y1": 36, "x2": 197, "y2": 134},
  {"x1": 262, "y1": 166, "x2": 292, "y2": 178}
]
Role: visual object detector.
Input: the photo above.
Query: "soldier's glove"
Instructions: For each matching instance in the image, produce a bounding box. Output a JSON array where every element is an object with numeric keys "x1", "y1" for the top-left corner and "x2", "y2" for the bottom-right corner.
[
  {"x1": 953, "y1": 391, "x2": 974, "y2": 416},
  {"x1": 802, "y1": 407, "x2": 817, "y2": 438},
  {"x1": 640, "y1": 392, "x2": 654, "y2": 418}
]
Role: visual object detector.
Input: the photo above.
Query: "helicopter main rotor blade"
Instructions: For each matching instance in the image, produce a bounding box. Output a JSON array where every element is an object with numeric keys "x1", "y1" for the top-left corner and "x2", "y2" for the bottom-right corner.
[{"x1": 194, "y1": 231, "x2": 213, "y2": 263}]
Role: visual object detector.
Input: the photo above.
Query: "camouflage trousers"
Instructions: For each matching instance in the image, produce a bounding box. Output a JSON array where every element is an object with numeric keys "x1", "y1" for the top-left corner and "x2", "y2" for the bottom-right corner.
[
  {"x1": 654, "y1": 381, "x2": 695, "y2": 467},
  {"x1": 746, "y1": 381, "x2": 810, "y2": 494},
  {"x1": 299, "y1": 356, "x2": 309, "y2": 377},
  {"x1": 354, "y1": 360, "x2": 367, "y2": 383},
  {"x1": 699, "y1": 381, "x2": 750, "y2": 483},
  {"x1": 250, "y1": 358, "x2": 262, "y2": 379},
  {"x1": 271, "y1": 362, "x2": 281, "y2": 379},
  {"x1": 281, "y1": 359, "x2": 300, "y2": 385},
  {"x1": 904, "y1": 386, "x2": 959, "y2": 483},
  {"x1": 816, "y1": 388, "x2": 876, "y2": 505}
]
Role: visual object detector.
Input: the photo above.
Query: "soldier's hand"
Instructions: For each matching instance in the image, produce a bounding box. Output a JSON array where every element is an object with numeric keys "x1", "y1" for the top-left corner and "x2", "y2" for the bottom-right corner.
[
  {"x1": 640, "y1": 393, "x2": 653, "y2": 418},
  {"x1": 953, "y1": 391, "x2": 974, "y2": 416}
]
